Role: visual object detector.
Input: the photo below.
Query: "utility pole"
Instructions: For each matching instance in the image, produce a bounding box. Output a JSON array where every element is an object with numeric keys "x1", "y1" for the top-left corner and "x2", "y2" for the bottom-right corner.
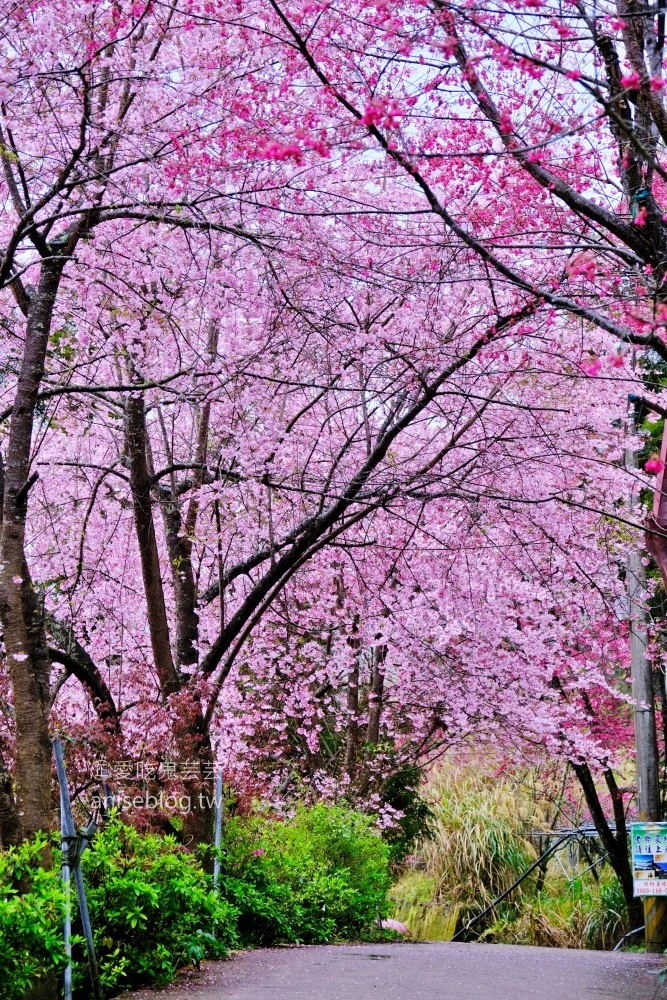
[{"x1": 626, "y1": 432, "x2": 667, "y2": 951}]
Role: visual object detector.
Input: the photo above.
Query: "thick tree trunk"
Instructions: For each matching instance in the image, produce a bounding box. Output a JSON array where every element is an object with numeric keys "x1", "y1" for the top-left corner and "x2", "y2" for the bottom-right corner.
[
  {"x1": 366, "y1": 645, "x2": 385, "y2": 745},
  {"x1": 0, "y1": 262, "x2": 65, "y2": 1000},
  {"x1": 345, "y1": 661, "x2": 359, "y2": 780},
  {"x1": 0, "y1": 262, "x2": 65, "y2": 847},
  {"x1": 0, "y1": 748, "x2": 22, "y2": 848},
  {"x1": 126, "y1": 393, "x2": 218, "y2": 848},
  {"x1": 156, "y1": 493, "x2": 200, "y2": 669},
  {"x1": 156, "y1": 320, "x2": 217, "y2": 671},
  {"x1": 355, "y1": 646, "x2": 386, "y2": 799},
  {"x1": 178, "y1": 704, "x2": 215, "y2": 865},
  {"x1": 154, "y1": 333, "x2": 218, "y2": 851}
]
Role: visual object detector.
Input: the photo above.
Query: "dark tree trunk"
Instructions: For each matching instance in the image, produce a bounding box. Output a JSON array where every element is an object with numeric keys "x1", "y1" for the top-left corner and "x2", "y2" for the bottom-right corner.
[
  {"x1": 0, "y1": 261, "x2": 66, "y2": 848},
  {"x1": 355, "y1": 646, "x2": 386, "y2": 799},
  {"x1": 182, "y1": 791, "x2": 215, "y2": 864},
  {"x1": 153, "y1": 322, "x2": 217, "y2": 672},
  {"x1": 0, "y1": 261, "x2": 67, "y2": 1000},
  {"x1": 155, "y1": 492, "x2": 200, "y2": 670},
  {"x1": 366, "y1": 645, "x2": 385, "y2": 745},
  {"x1": 178, "y1": 704, "x2": 215, "y2": 866},
  {"x1": 345, "y1": 660, "x2": 360, "y2": 780},
  {"x1": 571, "y1": 761, "x2": 643, "y2": 927},
  {"x1": 0, "y1": 748, "x2": 22, "y2": 848},
  {"x1": 126, "y1": 395, "x2": 219, "y2": 848},
  {"x1": 124, "y1": 396, "x2": 180, "y2": 697}
]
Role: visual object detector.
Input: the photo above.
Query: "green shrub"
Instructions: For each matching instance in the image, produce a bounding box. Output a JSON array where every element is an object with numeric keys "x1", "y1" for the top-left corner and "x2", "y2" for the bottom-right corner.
[
  {"x1": 76, "y1": 819, "x2": 238, "y2": 997},
  {"x1": 380, "y1": 765, "x2": 434, "y2": 863},
  {"x1": 0, "y1": 834, "x2": 66, "y2": 1000},
  {"x1": 0, "y1": 805, "x2": 389, "y2": 998},
  {"x1": 217, "y1": 803, "x2": 391, "y2": 944}
]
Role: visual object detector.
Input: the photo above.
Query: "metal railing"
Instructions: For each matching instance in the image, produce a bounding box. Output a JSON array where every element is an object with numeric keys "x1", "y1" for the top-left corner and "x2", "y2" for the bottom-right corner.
[{"x1": 451, "y1": 826, "x2": 610, "y2": 943}]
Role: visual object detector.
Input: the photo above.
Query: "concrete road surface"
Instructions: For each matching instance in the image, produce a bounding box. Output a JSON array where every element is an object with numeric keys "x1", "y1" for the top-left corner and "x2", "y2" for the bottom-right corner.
[{"x1": 124, "y1": 942, "x2": 667, "y2": 1000}]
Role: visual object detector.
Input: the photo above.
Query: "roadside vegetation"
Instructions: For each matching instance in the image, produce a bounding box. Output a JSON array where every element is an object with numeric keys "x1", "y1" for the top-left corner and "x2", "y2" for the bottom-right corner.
[
  {"x1": 2, "y1": 763, "x2": 643, "y2": 998},
  {"x1": 0, "y1": 804, "x2": 393, "y2": 999},
  {"x1": 390, "y1": 765, "x2": 631, "y2": 951}
]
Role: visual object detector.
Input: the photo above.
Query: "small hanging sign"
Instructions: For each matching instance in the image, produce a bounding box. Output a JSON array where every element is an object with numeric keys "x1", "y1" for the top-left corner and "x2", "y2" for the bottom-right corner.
[{"x1": 631, "y1": 822, "x2": 667, "y2": 896}]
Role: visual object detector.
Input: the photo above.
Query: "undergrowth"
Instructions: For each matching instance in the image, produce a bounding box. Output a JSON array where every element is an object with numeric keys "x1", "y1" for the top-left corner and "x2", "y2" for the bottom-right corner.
[
  {"x1": 0, "y1": 835, "x2": 66, "y2": 1000},
  {"x1": 77, "y1": 818, "x2": 238, "y2": 997},
  {"x1": 482, "y1": 872, "x2": 628, "y2": 950},
  {"x1": 0, "y1": 803, "x2": 392, "y2": 998},
  {"x1": 421, "y1": 765, "x2": 543, "y2": 918},
  {"x1": 215, "y1": 802, "x2": 391, "y2": 945},
  {"x1": 392, "y1": 763, "x2": 630, "y2": 949}
]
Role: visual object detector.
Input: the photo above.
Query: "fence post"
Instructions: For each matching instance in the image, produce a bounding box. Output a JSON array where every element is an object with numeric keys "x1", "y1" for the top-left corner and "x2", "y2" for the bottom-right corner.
[
  {"x1": 53, "y1": 739, "x2": 103, "y2": 1000},
  {"x1": 60, "y1": 781, "x2": 73, "y2": 1000},
  {"x1": 213, "y1": 772, "x2": 223, "y2": 893}
]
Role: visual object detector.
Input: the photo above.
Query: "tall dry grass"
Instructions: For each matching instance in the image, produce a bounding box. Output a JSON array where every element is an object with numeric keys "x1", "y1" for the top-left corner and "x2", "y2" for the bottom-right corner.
[
  {"x1": 421, "y1": 765, "x2": 544, "y2": 909},
  {"x1": 391, "y1": 762, "x2": 630, "y2": 949}
]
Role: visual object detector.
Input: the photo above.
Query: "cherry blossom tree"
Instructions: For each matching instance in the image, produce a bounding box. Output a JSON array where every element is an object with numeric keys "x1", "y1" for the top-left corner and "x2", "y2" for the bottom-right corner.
[
  {"x1": 1, "y1": 4, "x2": 665, "y2": 965},
  {"x1": 0, "y1": 0, "x2": 283, "y2": 854}
]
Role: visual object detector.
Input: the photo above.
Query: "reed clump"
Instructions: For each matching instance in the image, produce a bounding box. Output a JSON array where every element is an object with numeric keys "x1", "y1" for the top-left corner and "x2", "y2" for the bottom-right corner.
[
  {"x1": 421, "y1": 765, "x2": 542, "y2": 911},
  {"x1": 390, "y1": 762, "x2": 630, "y2": 949},
  {"x1": 482, "y1": 872, "x2": 628, "y2": 950}
]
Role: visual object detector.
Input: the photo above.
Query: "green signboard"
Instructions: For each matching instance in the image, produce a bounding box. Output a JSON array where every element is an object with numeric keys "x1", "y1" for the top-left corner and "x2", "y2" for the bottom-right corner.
[{"x1": 631, "y1": 822, "x2": 667, "y2": 896}]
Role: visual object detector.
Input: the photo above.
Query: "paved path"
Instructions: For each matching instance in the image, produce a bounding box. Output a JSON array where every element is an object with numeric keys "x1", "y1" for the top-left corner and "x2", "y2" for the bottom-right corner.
[{"x1": 126, "y1": 942, "x2": 666, "y2": 1000}]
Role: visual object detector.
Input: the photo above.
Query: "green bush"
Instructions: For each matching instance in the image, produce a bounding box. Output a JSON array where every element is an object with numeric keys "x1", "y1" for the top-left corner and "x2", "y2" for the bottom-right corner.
[
  {"x1": 0, "y1": 834, "x2": 66, "y2": 1000},
  {"x1": 0, "y1": 822, "x2": 237, "y2": 999},
  {"x1": 217, "y1": 803, "x2": 391, "y2": 944},
  {"x1": 380, "y1": 765, "x2": 434, "y2": 863},
  {"x1": 0, "y1": 805, "x2": 389, "y2": 997},
  {"x1": 76, "y1": 819, "x2": 238, "y2": 997}
]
